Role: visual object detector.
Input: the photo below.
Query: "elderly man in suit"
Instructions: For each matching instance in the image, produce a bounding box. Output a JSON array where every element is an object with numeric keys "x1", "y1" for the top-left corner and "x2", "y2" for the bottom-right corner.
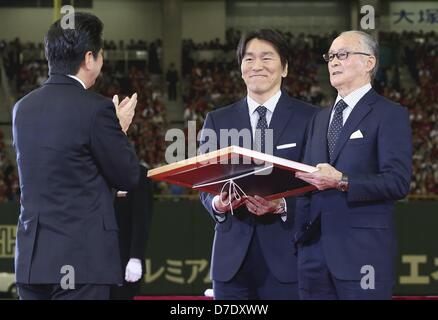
[
  {"x1": 295, "y1": 31, "x2": 412, "y2": 300},
  {"x1": 199, "y1": 29, "x2": 317, "y2": 300},
  {"x1": 12, "y1": 13, "x2": 139, "y2": 300}
]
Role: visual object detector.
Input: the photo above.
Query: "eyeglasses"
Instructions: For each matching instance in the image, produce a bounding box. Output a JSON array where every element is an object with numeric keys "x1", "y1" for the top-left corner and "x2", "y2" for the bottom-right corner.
[{"x1": 323, "y1": 51, "x2": 372, "y2": 62}]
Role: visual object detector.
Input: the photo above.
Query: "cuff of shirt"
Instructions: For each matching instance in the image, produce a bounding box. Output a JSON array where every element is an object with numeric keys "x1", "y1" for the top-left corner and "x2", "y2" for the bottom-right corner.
[
  {"x1": 212, "y1": 195, "x2": 227, "y2": 222},
  {"x1": 280, "y1": 198, "x2": 287, "y2": 222}
]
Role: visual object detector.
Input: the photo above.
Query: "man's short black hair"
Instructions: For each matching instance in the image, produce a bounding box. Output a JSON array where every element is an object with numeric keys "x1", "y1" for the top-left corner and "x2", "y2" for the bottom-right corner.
[
  {"x1": 44, "y1": 12, "x2": 103, "y2": 74},
  {"x1": 236, "y1": 29, "x2": 289, "y2": 69}
]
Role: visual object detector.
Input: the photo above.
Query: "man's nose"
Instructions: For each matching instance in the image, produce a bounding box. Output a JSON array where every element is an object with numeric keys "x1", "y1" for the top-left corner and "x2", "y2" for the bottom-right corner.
[
  {"x1": 252, "y1": 59, "x2": 263, "y2": 70},
  {"x1": 330, "y1": 57, "x2": 340, "y2": 68}
]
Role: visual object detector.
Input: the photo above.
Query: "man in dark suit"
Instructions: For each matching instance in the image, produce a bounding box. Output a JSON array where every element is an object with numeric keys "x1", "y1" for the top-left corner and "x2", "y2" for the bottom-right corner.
[
  {"x1": 295, "y1": 31, "x2": 412, "y2": 299},
  {"x1": 12, "y1": 13, "x2": 140, "y2": 300},
  {"x1": 199, "y1": 29, "x2": 317, "y2": 300},
  {"x1": 166, "y1": 62, "x2": 179, "y2": 101},
  {"x1": 110, "y1": 164, "x2": 153, "y2": 300}
]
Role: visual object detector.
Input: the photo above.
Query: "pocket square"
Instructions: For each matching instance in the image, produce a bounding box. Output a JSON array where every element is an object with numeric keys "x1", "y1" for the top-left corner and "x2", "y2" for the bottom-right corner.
[
  {"x1": 276, "y1": 143, "x2": 297, "y2": 150},
  {"x1": 117, "y1": 191, "x2": 128, "y2": 197},
  {"x1": 349, "y1": 130, "x2": 363, "y2": 139}
]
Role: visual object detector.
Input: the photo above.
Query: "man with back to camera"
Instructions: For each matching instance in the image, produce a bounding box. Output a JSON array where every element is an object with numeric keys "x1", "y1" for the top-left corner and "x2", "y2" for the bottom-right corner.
[
  {"x1": 294, "y1": 31, "x2": 412, "y2": 300},
  {"x1": 199, "y1": 29, "x2": 317, "y2": 300},
  {"x1": 12, "y1": 12, "x2": 140, "y2": 300}
]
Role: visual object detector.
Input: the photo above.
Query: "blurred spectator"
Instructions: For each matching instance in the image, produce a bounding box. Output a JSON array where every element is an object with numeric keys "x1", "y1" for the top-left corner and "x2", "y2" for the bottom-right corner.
[
  {"x1": 2, "y1": 30, "x2": 437, "y2": 198},
  {"x1": 166, "y1": 62, "x2": 179, "y2": 101}
]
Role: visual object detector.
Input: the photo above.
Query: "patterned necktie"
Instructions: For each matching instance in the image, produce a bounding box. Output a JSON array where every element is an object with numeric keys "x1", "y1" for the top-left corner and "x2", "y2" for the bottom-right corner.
[
  {"x1": 255, "y1": 106, "x2": 268, "y2": 152},
  {"x1": 327, "y1": 99, "x2": 348, "y2": 161}
]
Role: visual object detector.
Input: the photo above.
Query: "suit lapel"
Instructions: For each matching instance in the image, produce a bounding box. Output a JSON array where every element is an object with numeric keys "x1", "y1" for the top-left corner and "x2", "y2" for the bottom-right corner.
[
  {"x1": 269, "y1": 92, "x2": 295, "y2": 147},
  {"x1": 231, "y1": 98, "x2": 253, "y2": 147},
  {"x1": 318, "y1": 107, "x2": 332, "y2": 163},
  {"x1": 330, "y1": 88, "x2": 378, "y2": 165}
]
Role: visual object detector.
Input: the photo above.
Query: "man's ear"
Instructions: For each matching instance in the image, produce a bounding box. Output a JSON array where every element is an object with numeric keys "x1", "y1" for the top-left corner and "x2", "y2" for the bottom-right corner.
[
  {"x1": 366, "y1": 56, "x2": 376, "y2": 73},
  {"x1": 282, "y1": 62, "x2": 288, "y2": 77},
  {"x1": 83, "y1": 51, "x2": 95, "y2": 70}
]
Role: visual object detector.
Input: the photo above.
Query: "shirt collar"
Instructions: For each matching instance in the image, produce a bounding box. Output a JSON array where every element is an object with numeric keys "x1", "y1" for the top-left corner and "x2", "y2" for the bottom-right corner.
[
  {"x1": 247, "y1": 90, "x2": 282, "y2": 115},
  {"x1": 335, "y1": 83, "x2": 372, "y2": 109},
  {"x1": 67, "y1": 75, "x2": 87, "y2": 89}
]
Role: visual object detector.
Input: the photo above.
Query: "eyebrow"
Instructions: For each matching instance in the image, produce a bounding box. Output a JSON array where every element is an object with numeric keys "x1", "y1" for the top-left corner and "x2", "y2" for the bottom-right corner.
[
  {"x1": 328, "y1": 48, "x2": 348, "y2": 53},
  {"x1": 244, "y1": 51, "x2": 275, "y2": 56}
]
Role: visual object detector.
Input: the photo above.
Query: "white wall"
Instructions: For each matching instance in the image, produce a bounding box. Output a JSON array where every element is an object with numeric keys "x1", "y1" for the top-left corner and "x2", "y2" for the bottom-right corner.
[
  {"x1": 0, "y1": 8, "x2": 52, "y2": 43},
  {"x1": 182, "y1": 1, "x2": 225, "y2": 42},
  {"x1": 227, "y1": 16, "x2": 348, "y2": 35},
  {"x1": 2, "y1": 0, "x2": 437, "y2": 45},
  {"x1": 226, "y1": 1, "x2": 349, "y2": 35},
  {"x1": 93, "y1": 0, "x2": 161, "y2": 42},
  {"x1": 0, "y1": 0, "x2": 226, "y2": 43},
  {"x1": 0, "y1": 0, "x2": 162, "y2": 42}
]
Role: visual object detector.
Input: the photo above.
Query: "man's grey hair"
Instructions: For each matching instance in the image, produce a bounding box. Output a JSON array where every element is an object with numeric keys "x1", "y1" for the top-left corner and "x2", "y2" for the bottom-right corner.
[{"x1": 339, "y1": 30, "x2": 379, "y2": 81}]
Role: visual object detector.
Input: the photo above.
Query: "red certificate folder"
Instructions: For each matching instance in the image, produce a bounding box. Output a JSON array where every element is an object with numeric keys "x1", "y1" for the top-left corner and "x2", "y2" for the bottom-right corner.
[{"x1": 147, "y1": 146, "x2": 318, "y2": 200}]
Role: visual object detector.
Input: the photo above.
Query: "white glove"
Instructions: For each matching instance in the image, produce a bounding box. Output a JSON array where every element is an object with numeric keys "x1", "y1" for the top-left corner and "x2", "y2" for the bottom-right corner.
[{"x1": 125, "y1": 258, "x2": 142, "y2": 283}]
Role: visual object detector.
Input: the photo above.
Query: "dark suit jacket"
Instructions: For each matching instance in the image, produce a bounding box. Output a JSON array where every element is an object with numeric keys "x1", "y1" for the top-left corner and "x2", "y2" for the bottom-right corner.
[
  {"x1": 12, "y1": 73, "x2": 140, "y2": 284},
  {"x1": 199, "y1": 92, "x2": 317, "y2": 283},
  {"x1": 114, "y1": 165, "x2": 153, "y2": 272},
  {"x1": 295, "y1": 88, "x2": 412, "y2": 281}
]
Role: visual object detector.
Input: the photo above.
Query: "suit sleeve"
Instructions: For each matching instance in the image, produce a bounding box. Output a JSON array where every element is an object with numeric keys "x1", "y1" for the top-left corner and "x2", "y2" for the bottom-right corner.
[
  {"x1": 293, "y1": 111, "x2": 316, "y2": 235},
  {"x1": 90, "y1": 101, "x2": 140, "y2": 191},
  {"x1": 129, "y1": 166, "x2": 153, "y2": 259},
  {"x1": 198, "y1": 112, "x2": 226, "y2": 222},
  {"x1": 347, "y1": 106, "x2": 412, "y2": 202}
]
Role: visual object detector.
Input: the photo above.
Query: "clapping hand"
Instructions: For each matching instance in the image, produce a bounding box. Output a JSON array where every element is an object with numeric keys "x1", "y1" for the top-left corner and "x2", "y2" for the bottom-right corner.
[{"x1": 113, "y1": 93, "x2": 138, "y2": 133}]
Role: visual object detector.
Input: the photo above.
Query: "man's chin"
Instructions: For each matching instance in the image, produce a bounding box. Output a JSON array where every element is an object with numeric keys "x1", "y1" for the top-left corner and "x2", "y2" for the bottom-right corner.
[
  {"x1": 329, "y1": 78, "x2": 342, "y2": 89},
  {"x1": 248, "y1": 84, "x2": 269, "y2": 95}
]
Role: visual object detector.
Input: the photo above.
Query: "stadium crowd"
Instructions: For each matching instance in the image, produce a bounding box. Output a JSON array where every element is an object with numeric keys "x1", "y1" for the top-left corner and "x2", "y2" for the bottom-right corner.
[{"x1": 0, "y1": 30, "x2": 436, "y2": 200}]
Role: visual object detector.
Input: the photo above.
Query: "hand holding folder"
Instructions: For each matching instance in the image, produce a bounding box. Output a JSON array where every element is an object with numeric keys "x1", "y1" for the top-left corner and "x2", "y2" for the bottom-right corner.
[{"x1": 213, "y1": 191, "x2": 247, "y2": 214}]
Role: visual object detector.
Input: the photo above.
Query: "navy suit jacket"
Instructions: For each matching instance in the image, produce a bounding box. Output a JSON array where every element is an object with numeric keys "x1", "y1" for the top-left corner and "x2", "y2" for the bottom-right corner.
[
  {"x1": 295, "y1": 88, "x2": 412, "y2": 281},
  {"x1": 199, "y1": 92, "x2": 317, "y2": 283},
  {"x1": 12, "y1": 74, "x2": 140, "y2": 284},
  {"x1": 114, "y1": 165, "x2": 153, "y2": 275}
]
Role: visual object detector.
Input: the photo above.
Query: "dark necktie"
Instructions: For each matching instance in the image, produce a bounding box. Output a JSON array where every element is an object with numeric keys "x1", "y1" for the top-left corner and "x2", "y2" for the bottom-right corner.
[
  {"x1": 255, "y1": 106, "x2": 268, "y2": 152},
  {"x1": 327, "y1": 99, "x2": 348, "y2": 161}
]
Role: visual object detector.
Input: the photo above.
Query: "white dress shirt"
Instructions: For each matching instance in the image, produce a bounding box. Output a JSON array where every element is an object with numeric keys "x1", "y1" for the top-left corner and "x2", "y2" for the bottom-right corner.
[
  {"x1": 212, "y1": 90, "x2": 287, "y2": 221},
  {"x1": 247, "y1": 90, "x2": 282, "y2": 138},
  {"x1": 329, "y1": 83, "x2": 372, "y2": 126},
  {"x1": 67, "y1": 75, "x2": 87, "y2": 89}
]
